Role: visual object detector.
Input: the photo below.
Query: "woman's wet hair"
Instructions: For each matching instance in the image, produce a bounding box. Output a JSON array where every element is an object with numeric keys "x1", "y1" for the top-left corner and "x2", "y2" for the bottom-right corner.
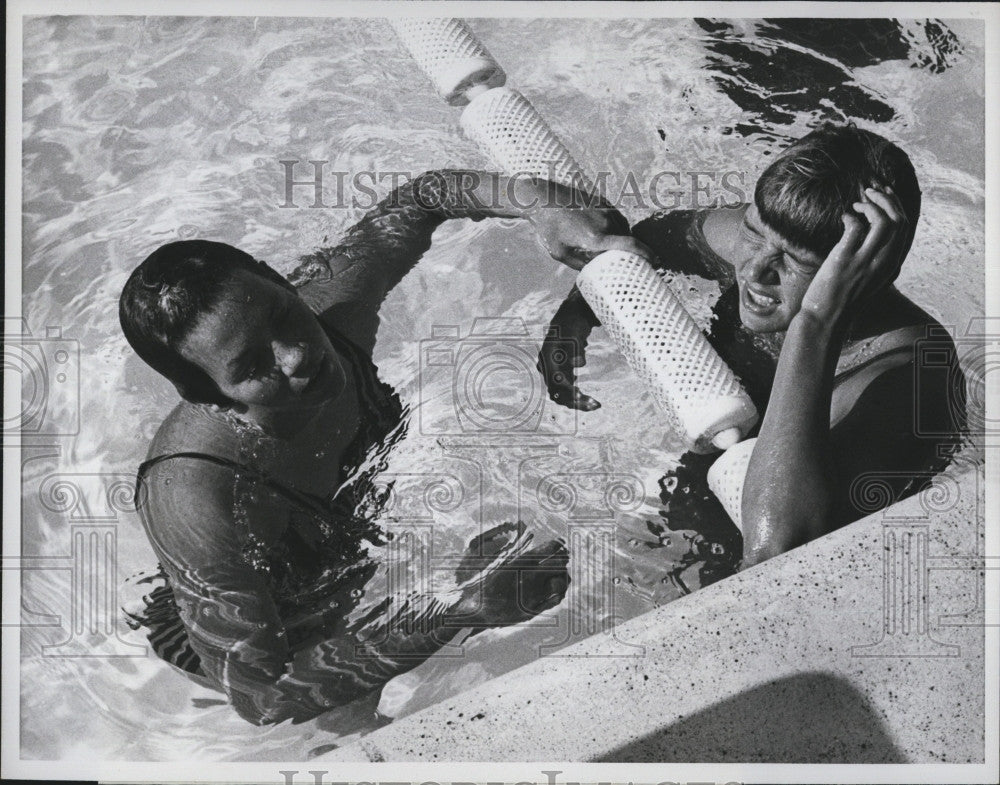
[
  {"x1": 754, "y1": 123, "x2": 922, "y2": 260},
  {"x1": 119, "y1": 240, "x2": 295, "y2": 406}
]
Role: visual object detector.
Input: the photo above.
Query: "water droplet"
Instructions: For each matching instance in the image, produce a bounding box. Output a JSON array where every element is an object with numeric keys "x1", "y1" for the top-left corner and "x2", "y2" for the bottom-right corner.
[{"x1": 612, "y1": 577, "x2": 621, "y2": 585}]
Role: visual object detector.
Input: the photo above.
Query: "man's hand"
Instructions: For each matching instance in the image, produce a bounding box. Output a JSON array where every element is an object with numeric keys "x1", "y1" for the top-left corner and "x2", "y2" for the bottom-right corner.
[
  {"x1": 799, "y1": 185, "x2": 909, "y2": 328},
  {"x1": 537, "y1": 286, "x2": 601, "y2": 411},
  {"x1": 523, "y1": 180, "x2": 653, "y2": 270}
]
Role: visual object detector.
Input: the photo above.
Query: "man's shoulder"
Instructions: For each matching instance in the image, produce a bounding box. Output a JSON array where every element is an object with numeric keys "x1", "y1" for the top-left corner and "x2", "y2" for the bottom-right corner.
[
  {"x1": 867, "y1": 292, "x2": 957, "y2": 376},
  {"x1": 141, "y1": 405, "x2": 244, "y2": 518},
  {"x1": 632, "y1": 208, "x2": 735, "y2": 283},
  {"x1": 833, "y1": 292, "x2": 967, "y2": 441},
  {"x1": 631, "y1": 208, "x2": 703, "y2": 248}
]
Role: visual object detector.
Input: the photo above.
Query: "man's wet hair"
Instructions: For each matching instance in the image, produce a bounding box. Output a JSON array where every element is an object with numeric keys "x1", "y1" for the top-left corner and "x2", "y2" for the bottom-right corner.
[
  {"x1": 119, "y1": 239, "x2": 295, "y2": 407},
  {"x1": 755, "y1": 123, "x2": 922, "y2": 260}
]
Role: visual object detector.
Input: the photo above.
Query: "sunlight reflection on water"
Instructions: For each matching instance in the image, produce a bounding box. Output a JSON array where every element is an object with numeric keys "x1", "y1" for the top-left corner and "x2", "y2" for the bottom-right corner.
[{"x1": 19, "y1": 15, "x2": 985, "y2": 760}]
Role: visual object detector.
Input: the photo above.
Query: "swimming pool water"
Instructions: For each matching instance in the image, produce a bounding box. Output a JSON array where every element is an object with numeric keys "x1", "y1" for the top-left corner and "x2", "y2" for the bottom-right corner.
[{"x1": 18, "y1": 15, "x2": 986, "y2": 760}]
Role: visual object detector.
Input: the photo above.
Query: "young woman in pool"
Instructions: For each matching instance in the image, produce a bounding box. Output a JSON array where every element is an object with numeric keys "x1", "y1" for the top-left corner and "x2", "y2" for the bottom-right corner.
[
  {"x1": 537, "y1": 124, "x2": 966, "y2": 573},
  {"x1": 119, "y1": 172, "x2": 648, "y2": 725}
]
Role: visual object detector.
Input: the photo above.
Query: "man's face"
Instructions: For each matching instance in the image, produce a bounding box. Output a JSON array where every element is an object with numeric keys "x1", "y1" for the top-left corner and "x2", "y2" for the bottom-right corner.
[
  {"x1": 179, "y1": 269, "x2": 346, "y2": 411},
  {"x1": 730, "y1": 202, "x2": 826, "y2": 333}
]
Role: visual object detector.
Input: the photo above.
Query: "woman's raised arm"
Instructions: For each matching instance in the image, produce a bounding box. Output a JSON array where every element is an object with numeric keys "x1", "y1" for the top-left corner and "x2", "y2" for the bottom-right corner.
[{"x1": 292, "y1": 170, "x2": 645, "y2": 352}]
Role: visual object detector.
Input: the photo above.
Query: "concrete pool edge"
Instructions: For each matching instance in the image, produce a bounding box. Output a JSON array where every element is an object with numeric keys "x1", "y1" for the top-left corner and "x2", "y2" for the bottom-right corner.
[{"x1": 324, "y1": 466, "x2": 985, "y2": 763}]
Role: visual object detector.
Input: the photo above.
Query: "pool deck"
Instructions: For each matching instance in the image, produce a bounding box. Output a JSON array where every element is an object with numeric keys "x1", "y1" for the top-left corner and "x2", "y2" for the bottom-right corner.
[{"x1": 324, "y1": 464, "x2": 987, "y2": 763}]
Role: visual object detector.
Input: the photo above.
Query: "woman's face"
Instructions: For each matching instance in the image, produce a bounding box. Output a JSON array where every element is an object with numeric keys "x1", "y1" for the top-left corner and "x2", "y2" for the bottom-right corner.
[
  {"x1": 730, "y1": 203, "x2": 826, "y2": 333},
  {"x1": 179, "y1": 269, "x2": 346, "y2": 411}
]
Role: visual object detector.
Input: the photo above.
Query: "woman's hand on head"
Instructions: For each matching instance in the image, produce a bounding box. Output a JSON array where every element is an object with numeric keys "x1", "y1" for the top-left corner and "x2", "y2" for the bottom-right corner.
[
  {"x1": 798, "y1": 186, "x2": 909, "y2": 329},
  {"x1": 524, "y1": 180, "x2": 653, "y2": 271}
]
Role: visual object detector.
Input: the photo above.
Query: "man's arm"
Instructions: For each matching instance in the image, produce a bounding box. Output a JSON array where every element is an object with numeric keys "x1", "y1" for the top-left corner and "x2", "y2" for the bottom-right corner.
[
  {"x1": 139, "y1": 458, "x2": 470, "y2": 724},
  {"x1": 741, "y1": 341, "x2": 961, "y2": 566},
  {"x1": 739, "y1": 311, "x2": 840, "y2": 563}
]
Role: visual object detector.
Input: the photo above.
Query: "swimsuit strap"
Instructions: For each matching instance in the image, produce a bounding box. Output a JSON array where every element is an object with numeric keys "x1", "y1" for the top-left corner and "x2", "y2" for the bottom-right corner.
[
  {"x1": 831, "y1": 324, "x2": 925, "y2": 428},
  {"x1": 136, "y1": 451, "x2": 330, "y2": 518},
  {"x1": 129, "y1": 319, "x2": 406, "y2": 684},
  {"x1": 835, "y1": 323, "x2": 925, "y2": 378}
]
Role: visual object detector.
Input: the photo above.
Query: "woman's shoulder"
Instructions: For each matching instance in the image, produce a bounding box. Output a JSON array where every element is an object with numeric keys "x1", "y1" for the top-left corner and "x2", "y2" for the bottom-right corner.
[
  {"x1": 145, "y1": 402, "x2": 240, "y2": 467},
  {"x1": 138, "y1": 404, "x2": 244, "y2": 553}
]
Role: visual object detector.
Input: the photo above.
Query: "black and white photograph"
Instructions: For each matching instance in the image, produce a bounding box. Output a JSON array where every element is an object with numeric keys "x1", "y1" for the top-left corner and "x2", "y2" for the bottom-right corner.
[{"x1": 3, "y1": 2, "x2": 998, "y2": 782}]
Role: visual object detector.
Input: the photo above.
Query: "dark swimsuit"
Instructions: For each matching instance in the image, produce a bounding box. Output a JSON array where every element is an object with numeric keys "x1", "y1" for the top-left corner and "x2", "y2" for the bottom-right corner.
[
  {"x1": 127, "y1": 323, "x2": 406, "y2": 680},
  {"x1": 626, "y1": 209, "x2": 963, "y2": 588},
  {"x1": 126, "y1": 172, "x2": 491, "y2": 709}
]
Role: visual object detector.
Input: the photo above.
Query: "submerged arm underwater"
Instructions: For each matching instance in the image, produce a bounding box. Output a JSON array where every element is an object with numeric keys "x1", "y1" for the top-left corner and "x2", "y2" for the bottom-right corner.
[
  {"x1": 141, "y1": 455, "x2": 568, "y2": 726},
  {"x1": 131, "y1": 171, "x2": 593, "y2": 725}
]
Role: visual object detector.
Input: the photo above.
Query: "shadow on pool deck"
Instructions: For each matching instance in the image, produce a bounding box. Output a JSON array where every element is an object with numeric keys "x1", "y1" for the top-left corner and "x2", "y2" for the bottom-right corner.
[{"x1": 595, "y1": 671, "x2": 906, "y2": 763}]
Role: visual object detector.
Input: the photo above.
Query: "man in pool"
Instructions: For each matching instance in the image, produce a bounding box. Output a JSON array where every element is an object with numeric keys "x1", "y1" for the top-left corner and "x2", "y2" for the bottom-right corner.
[
  {"x1": 537, "y1": 123, "x2": 966, "y2": 572},
  {"x1": 119, "y1": 171, "x2": 647, "y2": 725}
]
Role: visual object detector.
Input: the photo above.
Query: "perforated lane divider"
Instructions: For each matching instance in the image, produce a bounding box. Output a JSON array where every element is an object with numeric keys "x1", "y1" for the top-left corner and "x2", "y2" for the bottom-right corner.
[
  {"x1": 389, "y1": 19, "x2": 507, "y2": 106},
  {"x1": 577, "y1": 251, "x2": 759, "y2": 453},
  {"x1": 460, "y1": 87, "x2": 594, "y2": 192},
  {"x1": 706, "y1": 437, "x2": 758, "y2": 530},
  {"x1": 392, "y1": 19, "x2": 758, "y2": 455}
]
